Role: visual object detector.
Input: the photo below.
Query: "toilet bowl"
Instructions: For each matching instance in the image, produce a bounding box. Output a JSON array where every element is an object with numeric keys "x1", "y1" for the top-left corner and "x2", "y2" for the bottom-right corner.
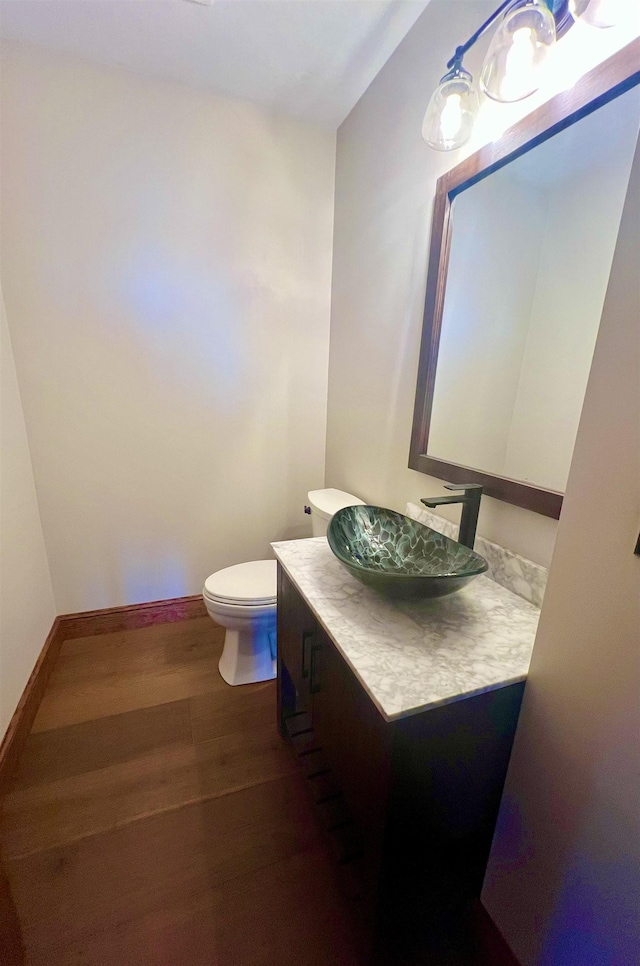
[
  {"x1": 202, "y1": 560, "x2": 277, "y2": 687},
  {"x1": 203, "y1": 490, "x2": 364, "y2": 686}
]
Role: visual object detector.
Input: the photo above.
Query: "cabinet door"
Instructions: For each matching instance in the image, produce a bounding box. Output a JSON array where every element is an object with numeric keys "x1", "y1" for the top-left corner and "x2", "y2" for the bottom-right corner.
[
  {"x1": 276, "y1": 567, "x2": 317, "y2": 715},
  {"x1": 310, "y1": 626, "x2": 392, "y2": 895}
]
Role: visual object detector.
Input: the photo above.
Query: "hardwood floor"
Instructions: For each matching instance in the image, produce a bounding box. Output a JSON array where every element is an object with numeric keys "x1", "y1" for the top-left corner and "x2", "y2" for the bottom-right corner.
[{"x1": 1, "y1": 617, "x2": 363, "y2": 965}]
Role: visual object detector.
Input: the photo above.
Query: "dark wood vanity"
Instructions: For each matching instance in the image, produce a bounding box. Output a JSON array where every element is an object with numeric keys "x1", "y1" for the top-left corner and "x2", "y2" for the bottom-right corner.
[{"x1": 276, "y1": 565, "x2": 525, "y2": 965}]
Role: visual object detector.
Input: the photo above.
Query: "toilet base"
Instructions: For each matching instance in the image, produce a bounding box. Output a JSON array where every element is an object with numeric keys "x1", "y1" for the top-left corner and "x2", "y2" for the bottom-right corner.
[{"x1": 218, "y1": 625, "x2": 277, "y2": 687}]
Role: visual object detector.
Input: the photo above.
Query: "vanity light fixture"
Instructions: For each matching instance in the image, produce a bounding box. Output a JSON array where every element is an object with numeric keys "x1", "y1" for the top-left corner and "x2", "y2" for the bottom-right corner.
[
  {"x1": 422, "y1": 0, "x2": 622, "y2": 151},
  {"x1": 480, "y1": 0, "x2": 558, "y2": 102},
  {"x1": 421, "y1": 61, "x2": 479, "y2": 150}
]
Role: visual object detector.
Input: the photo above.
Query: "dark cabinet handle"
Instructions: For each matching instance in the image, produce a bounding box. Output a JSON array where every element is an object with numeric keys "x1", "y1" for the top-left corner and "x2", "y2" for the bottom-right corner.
[
  {"x1": 301, "y1": 630, "x2": 315, "y2": 679},
  {"x1": 310, "y1": 642, "x2": 323, "y2": 695}
]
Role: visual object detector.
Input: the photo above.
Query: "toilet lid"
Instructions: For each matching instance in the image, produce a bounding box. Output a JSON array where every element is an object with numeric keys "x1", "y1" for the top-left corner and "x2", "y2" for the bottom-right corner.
[{"x1": 203, "y1": 560, "x2": 277, "y2": 604}]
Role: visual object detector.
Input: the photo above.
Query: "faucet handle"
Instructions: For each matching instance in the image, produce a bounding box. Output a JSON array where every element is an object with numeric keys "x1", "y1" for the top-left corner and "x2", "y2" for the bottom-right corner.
[{"x1": 443, "y1": 482, "x2": 483, "y2": 493}]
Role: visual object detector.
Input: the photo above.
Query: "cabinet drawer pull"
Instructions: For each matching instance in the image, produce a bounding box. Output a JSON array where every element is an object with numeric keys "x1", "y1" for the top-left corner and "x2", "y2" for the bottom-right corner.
[
  {"x1": 301, "y1": 630, "x2": 315, "y2": 679},
  {"x1": 310, "y1": 642, "x2": 323, "y2": 695}
]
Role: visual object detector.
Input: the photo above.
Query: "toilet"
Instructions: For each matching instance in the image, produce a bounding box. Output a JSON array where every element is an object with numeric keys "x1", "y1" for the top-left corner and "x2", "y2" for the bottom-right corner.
[
  {"x1": 202, "y1": 488, "x2": 364, "y2": 686},
  {"x1": 306, "y1": 488, "x2": 366, "y2": 537},
  {"x1": 203, "y1": 560, "x2": 278, "y2": 687}
]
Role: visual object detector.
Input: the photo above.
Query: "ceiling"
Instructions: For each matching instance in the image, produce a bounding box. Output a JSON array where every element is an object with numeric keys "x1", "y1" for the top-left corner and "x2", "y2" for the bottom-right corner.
[{"x1": 0, "y1": 0, "x2": 430, "y2": 127}]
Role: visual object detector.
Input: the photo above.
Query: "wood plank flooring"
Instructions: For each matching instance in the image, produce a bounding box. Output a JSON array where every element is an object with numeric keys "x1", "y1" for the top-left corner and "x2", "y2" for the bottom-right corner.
[{"x1": 1, "y1": 617, "x2": 363, "y2": 965}]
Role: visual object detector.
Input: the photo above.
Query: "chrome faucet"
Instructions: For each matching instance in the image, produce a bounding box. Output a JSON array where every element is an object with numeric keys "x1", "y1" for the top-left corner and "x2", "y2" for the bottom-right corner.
[{"x1": 421, "y1": 483, "x2": 483, "y2": 550}]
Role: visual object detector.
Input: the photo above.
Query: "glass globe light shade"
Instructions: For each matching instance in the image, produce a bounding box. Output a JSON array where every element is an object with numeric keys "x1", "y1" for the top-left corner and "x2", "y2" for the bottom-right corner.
[
  {"x1": 422, "y1": 67, "x2": 479, "y2": 151},
  {"x1": 569, "y1": 0, "x2": 626, "y2": 27},
  {"x1": 480, "y1": 0, "x2": 557, "y2": 102}
]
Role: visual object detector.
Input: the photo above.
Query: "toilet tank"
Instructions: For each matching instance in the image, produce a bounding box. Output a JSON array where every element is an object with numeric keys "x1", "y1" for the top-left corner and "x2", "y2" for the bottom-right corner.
[{"x1": 306, "y1": 488, "x2": 365, "y2": 537}]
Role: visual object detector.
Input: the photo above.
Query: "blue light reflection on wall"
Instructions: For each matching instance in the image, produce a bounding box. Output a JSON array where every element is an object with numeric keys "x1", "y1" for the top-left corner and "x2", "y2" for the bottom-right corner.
[
  {"x1": 118, "y1": 244, "x2": 244, "y2": 402},
  {"x1": 488, "y1": 789, "x2": 638, "y2": 966},
  {"x1": 538, "y1": 848, "x2": 638, "y2": 966},
  {"x1": 120, "y1": 551, "x2": 190, "y2": 605}
]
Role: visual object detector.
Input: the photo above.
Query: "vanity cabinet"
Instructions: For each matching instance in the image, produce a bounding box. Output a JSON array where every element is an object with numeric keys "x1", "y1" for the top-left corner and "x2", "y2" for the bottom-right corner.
[{"x1": 276, "y1": 565, "x2": 525, "y2": 965}]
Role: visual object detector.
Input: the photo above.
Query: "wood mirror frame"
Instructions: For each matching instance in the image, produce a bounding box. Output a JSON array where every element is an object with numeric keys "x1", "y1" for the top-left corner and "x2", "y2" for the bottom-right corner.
[{"x1": 409, "y1": 38, "x2": 640, "y2": 520}]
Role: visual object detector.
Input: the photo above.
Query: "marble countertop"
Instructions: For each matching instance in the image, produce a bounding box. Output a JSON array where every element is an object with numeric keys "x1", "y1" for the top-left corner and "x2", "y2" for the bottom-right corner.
[{"x1": 272, "y1": 536, "x2": 540, "y2": 722}]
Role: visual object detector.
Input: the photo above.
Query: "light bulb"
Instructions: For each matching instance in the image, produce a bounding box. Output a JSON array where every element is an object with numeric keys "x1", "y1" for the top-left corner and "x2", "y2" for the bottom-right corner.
[
  {"x1": 569, "y1": 0, "x2": 627, "y2": 27},
  {"x1": 501, "y1": 27, "x2": 536, "y2": 99},
  {"x1": 439, "y1": 93, "x2": 463, "y2": 142},
  {"x1": 480, "y1": 0, "x2": 556, "y2": 103},
  {"x1": 422, "y1": 67, "x2": 479, "y2": 151}
]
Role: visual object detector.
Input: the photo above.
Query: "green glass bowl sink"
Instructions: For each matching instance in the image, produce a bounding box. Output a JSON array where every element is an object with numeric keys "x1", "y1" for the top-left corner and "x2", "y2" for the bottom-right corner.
[{"x1": 327, "y1": 505, "x2": 488, "y2": 599}]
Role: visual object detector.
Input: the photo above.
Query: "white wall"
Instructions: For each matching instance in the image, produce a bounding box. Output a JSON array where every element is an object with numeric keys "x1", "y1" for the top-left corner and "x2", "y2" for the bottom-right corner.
[
  {"x1": 0, "y1": 287, "x2": 56, "y2": 738},
  {"x1": 482, "y1": 131, "x2": 640, "y2": 966},
  {"x1": 0, "y1": 41, "x2": 336, "y2": 613},
  {"x1": 327, "y1": 1, "x2": 639, "y2": 568}
]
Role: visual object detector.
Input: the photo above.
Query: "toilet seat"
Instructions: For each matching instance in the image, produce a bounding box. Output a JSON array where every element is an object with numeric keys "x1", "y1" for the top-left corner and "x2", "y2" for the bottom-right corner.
[{"x1": 203, "y1": 560, "x2": 277, "y2": 606}]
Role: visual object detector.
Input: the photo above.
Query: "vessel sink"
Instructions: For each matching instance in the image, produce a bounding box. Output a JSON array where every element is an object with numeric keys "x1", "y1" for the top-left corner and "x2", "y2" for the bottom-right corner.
[{"x1": 327, "y1": 505, "x2": 488, "y2": 599}]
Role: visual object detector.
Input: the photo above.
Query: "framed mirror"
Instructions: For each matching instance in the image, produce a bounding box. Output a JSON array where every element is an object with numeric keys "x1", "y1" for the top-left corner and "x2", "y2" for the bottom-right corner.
[{"x1": 410, "y1": 39, "x2": 640, "y2": 519}]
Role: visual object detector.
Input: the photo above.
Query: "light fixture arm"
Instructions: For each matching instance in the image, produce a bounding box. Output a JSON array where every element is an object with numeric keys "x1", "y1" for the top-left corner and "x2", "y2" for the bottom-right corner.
[{"x1": 445, "y1": 0, "x2": 517, "y2": 70}]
